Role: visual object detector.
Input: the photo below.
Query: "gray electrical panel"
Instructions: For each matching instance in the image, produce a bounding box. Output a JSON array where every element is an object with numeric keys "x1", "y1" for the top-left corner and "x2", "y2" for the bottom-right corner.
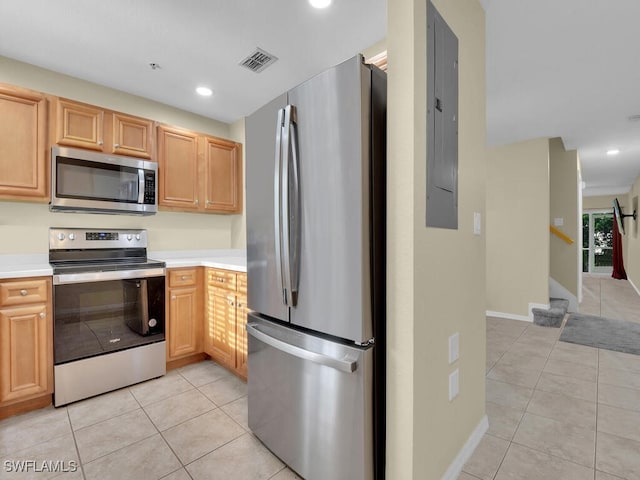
[{"x1": 426, "y1": 1, "x2": 459, "y2": 229}]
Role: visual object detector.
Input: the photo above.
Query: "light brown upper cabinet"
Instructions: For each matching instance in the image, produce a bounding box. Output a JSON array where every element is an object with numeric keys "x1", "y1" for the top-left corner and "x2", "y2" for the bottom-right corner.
[
  {"x1": 157, "y1": 125, "x2": 200, "y2": 210},
  {"x1": 0, "y1": 84, "x2": 48, "y2": 201},
  {"x1": 158, "y1": 125, "x2": 243, "y2": 214},
  {"x1": 203, "y1": 136, "x2": 242, "y2": 213},
  {"x1": 52, "y1": 98, "x2": 154, "y2": 159}
]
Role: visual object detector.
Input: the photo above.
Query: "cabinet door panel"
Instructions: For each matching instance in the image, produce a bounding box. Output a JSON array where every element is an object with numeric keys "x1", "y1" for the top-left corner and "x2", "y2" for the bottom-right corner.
[
  {"x1": 0, "y1": 305, "x2": 50, "y2": 403},
  {"x1": 168, "y1": 287, "x2": 200, "y2": 359},
  {"x1": 205, "y1": 288, "x2": 235, "y2": 368},
  {"x1": 203, "y1": 137, "x2": 242, "y2": 213},
  {"x1": 158, "y1": 126, "x2": 199, "y2": 209},
  {"x1": 235, "y1": 294, "x2": 248, "y2": 379},
  {"x1": 113, "y1": 113, "x2": 154, "y2": 159},
  {"x1": 55, "y1": 99, "x2": 104, "y2": 151},
  {"x1": 0, "y1": 86, "x2": 47, "y2": 199}
]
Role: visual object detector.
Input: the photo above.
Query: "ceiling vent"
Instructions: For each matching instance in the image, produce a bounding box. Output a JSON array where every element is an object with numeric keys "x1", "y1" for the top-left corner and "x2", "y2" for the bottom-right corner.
[
  {"x1": 239, "y1": 48, "x2": 278, "y2": 73},
  {"x1": 629, "y1": 114, "x2": 640, "y2": 122}
]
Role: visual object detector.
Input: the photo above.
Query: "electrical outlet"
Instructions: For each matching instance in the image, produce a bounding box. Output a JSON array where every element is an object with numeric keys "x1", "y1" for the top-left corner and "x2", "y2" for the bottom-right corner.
[
  {"x1": 449, "y1": 369, "x2": 459, "y2": 401},
  {"x1": 554, "y1": 217, "x2": 564, "y2": 227},
  {"x1": 448, "y1": 332, "x2": 459, "y2": 364},
  {"x1": 473, "y1": 212, "x2": 481, "y2": 235}
]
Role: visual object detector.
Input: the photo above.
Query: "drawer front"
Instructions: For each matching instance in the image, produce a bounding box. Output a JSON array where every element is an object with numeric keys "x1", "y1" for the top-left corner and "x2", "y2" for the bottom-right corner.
[
  {"x1": 237, "y1": 273, "x2": 247, "y2": 295},
  {"x1": 0, "y1": 279, "x2": 49, "y2": 307},
  {"x1": 168, "y1": 268, "x2": 198, "y2": 287},
  {"x1": 207, "y1": 269, "x2": 237, "y2": 291}
]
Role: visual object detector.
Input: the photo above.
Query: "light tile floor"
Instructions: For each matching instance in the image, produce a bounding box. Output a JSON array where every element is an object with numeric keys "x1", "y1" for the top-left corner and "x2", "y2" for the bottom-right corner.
[
  {"x1": 0, "y1": 361, "x2": 301, "y2": 480},
  {"x1": 580, "y1": 274, "x2": 640, "y2": 323},
  {"x1": 462, "y1": 275, "x2": 640, "y2": 480},
  {"x1": 3, "y1": 275, "x2": 639, "y2": 480}
]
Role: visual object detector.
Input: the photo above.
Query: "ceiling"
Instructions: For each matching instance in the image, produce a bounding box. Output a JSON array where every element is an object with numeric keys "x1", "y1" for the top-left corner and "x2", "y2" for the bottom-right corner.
[
  {"x1": 0, "y1": 0, "x2": 385, "y2": 122},
  {"x1": 1, "y1": 0, "x2": 637, "y2": 197},
  {"x1": 481, "y1": 0, "x2": 640, "y2": 197}
]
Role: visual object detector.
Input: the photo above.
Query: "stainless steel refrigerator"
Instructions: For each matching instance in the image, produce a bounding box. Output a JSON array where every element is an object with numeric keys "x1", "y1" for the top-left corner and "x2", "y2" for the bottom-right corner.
[{"x1": 246, "y1": 54, "x2": 386, "y2": 480}]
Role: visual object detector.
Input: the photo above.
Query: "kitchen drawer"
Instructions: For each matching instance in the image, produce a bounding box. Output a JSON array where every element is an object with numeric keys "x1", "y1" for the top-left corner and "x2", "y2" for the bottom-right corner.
[
  {"x1": 0, "y1": 279, "x2": 49, "y2": 307},
  {"x1": 207, "y1": 269, "x2": 237, "y2": 291},
  {"x1": 237, "y1": 273, "x2": 247, "y2": 295},
  {"x1": 168, "y1": 268, "x2": 199, "y2": 287}
]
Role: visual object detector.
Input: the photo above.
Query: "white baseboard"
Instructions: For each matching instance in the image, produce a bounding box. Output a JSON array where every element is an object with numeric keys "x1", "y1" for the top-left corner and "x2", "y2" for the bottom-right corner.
[
  {"x1": 486, "y1": 310, "x2": 532, "y2": 322},
  {"x1": 628, "y1": 276, "x2": 640, "y2": 298},
  {"x1": 441, "y1": 415, "x2": 489, "y2": 480}
]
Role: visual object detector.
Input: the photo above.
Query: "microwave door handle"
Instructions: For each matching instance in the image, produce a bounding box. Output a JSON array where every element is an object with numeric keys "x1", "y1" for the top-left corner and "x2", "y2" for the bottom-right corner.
[{"x1": 138, "y1": 169, "x2": 145, "y2": 204}]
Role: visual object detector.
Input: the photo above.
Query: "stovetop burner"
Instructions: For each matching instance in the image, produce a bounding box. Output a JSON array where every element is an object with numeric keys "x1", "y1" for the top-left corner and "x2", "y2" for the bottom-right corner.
[
  {"x1": 51, "y1": 258, "x2": 166, "y2": 275},
  {"x1": 49, "y1": 228, "x2": 164, "y2": 274}
]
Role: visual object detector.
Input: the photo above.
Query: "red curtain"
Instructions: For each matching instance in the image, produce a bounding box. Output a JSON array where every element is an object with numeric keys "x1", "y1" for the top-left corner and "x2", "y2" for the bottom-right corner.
[{"x1": 612, "y1": 208, "x2": 627, "y2": 279}]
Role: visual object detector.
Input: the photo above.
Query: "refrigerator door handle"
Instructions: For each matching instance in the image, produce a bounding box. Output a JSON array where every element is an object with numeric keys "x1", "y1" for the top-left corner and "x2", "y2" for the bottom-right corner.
[
  {"x1": 247, "y1": 323, "x2": 358, "y2": 373},
  {"x1": 281, "y1": 105, "x2": 299, "y2": 307},
  {"x1": 274, "y1": 108, "x2": 286, "y2": 305},
  {"x1": 287, "y1": 105, "x2": 300, "y2": 305}
]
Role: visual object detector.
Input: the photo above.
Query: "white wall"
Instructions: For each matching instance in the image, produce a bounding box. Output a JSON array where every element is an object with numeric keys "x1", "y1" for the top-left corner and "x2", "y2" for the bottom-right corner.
[
  {"x1": 486, "y1": 139, "x2": 550, "y2": 317},
  {"x1": 387, "y1": 0, "x2": 487, "y2": 477},
  {"x1": 549, "y1": 137, "x2": 580, "y2": 296}
]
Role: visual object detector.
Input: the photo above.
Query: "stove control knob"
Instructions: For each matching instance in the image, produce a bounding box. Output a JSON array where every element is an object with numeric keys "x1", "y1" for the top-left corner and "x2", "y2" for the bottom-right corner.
[
  {"x1": 127, "y1": 234, "x2": 132, "y2": 241},
  {"x1": 57, "y1": 233, "x2": 65, "y2": 241},
  {"x1": 135, "y1": 234, "x2": 141, "y2": 241},
  {"x1": 68, "y1": 233, "x2": 76, "y2": 241}
]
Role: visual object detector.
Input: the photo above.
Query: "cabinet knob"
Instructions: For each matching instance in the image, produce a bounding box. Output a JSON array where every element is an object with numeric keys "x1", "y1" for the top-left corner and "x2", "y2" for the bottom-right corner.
[
  {"x1": 114, "y1": 143, "x2": 120, "y2": 148},
  {"x1": 20, "y1": 289, "x2": 28, "y2": 296},
  {"x1": 181, "y1": 275, "x2": 187, "y2": 280},
  {"x1": 97, "y1": 140, "x2": 104, "y2": 146},
  {"x1": 39, "y1": 312, "x2": 45, "y2": 318},
  {"x1": 195, "y1": 199, "x2": 199, "y2": 206},
  {"x1": 217, "y1": 278, "x2": 224, "y2": 283},
  {"x1": 171, "y1": 295, "x2": 176, "y2": 300}
]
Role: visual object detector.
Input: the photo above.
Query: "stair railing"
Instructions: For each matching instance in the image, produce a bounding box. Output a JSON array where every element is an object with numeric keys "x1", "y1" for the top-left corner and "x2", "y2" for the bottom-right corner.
[{"x1": 549, "y1": 225, "x2": 574, "y2": 244}]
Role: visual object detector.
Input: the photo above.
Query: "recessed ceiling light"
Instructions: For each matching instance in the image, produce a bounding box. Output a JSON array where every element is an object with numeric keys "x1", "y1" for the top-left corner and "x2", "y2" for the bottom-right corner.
[
  {"x1": 196, "y1": 86, "x2": 213, "y2": 97},
  {"x1": 606, "y1": 149, "x2": 620, "y2": 156},
  {"x1": 309, "y1": 0, "x2": 332, "y2": 8}
]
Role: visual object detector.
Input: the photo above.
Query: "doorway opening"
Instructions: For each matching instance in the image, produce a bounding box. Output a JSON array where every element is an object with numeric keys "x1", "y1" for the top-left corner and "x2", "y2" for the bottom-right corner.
[{"x1": 582, "y1": 210, "x2": 613, "y2": 274}]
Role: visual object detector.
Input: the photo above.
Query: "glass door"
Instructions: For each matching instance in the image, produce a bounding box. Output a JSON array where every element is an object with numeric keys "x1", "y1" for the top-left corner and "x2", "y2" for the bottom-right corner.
[{"x1": 582, "y1": 210, "x2": 613, "y2": 274}]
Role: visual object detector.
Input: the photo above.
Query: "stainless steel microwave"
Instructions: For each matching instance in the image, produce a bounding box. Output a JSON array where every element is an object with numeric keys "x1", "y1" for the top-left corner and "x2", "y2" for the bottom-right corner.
[{"x1": 50, "y1": 146, "x2": 158, "y2": 215}]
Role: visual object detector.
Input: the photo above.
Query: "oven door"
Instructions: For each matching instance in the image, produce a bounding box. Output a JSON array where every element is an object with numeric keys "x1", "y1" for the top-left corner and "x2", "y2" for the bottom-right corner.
[{"x1": 52, "y1": 269, "x2": 165, "y2": 365}]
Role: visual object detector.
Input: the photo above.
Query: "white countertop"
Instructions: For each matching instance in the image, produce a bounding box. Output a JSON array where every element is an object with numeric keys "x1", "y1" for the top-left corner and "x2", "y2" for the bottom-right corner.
[
  {"x1": 0, "y1": 254, "x2": 52, "y2": 279},
  {"x1": 0, "y1": 250, "x2": 246, "y2": 279},
  {"x1": 149, "y1": 249, "x2": 247, "y2": 272}
]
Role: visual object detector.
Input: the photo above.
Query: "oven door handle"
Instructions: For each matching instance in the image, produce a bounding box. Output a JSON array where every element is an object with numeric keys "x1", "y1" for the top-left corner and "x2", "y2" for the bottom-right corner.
[{"x1": 53, "y1": 268, "x2": 166, "y2": 285}]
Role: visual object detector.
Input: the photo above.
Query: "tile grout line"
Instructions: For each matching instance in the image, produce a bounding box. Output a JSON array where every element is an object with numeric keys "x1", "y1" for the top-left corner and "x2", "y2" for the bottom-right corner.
[
  {"x1": 156, "y1": 369, "x2": 250, "y2": 470},
  {"x1": 65, "y1": 407, "x2": 88, "y2": 480}
]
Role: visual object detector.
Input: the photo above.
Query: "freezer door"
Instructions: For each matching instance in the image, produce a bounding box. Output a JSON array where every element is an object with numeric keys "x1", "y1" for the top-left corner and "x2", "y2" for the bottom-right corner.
[
  {"x1": 287, "y1": 55, "x2": 373, "y2": 343},
  {"x1": 246, "y1": 93, "x2": 289, "y2": 322},
  {"x1": 247, "y1": 314, "x2": 373, "y2": 480}
]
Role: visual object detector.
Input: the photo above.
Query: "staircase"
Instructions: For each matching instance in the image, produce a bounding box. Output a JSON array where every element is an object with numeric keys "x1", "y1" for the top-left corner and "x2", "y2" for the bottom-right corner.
[{"x1": 532, "y1": 298, "x2": 569, "y2": 327}]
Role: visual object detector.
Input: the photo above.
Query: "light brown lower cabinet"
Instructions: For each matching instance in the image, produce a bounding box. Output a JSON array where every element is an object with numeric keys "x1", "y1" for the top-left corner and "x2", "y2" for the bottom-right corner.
[
  {"x1": 0, "y1": 278, "x2": 53, "y2": 412},
  {"x1": 204, "y1": 269, "x2": 248, "y2": 380},
  {"x1": 166, "y1": 268, "x2": 203, "y2": 363}
]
